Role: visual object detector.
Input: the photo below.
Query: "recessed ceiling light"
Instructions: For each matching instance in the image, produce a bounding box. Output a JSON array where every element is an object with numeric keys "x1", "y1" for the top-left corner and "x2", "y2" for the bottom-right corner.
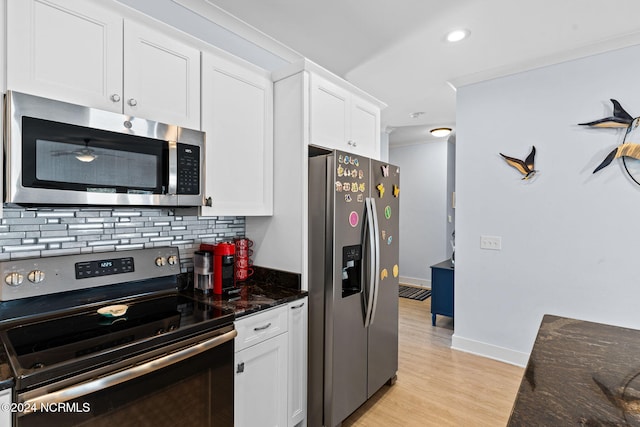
[
  {"x1": 430, "y1": 127, "x2": 452, "y2": 137},
  {"x1": 409, "y1": 111, "x2": 425, "y2": 119},
  {"x1": 446, "y1": 29, "x2": 470, "y2": 43}
]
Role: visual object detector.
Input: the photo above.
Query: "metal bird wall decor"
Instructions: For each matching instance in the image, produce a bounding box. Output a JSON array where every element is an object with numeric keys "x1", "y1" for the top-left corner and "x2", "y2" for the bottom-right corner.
[
  {"x1": 499, "y1": 146, "x2": 537, "y2": 180},
  {"x1": 580, "y1": 99, "x2": 640, "y2": 185}
]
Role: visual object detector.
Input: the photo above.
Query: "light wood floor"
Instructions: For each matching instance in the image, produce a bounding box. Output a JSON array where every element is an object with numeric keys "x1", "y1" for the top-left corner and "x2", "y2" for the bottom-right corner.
[{"x1": 343, "y1": 296, "x2": 525, "y2": 427}]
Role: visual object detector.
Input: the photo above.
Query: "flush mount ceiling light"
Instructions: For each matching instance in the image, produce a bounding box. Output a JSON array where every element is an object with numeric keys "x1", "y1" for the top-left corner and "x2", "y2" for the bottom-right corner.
[
  {"x1": 446, "y1": 29, "x2": 470, "y2": 43},
  {"x1": 430, "y1": 127, "x2": 452, "y2": 138}
]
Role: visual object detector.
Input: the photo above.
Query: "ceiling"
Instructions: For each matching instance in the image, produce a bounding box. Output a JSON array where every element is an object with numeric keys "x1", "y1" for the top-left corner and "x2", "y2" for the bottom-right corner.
[{"x1": 183, "y1": 0, "x2": 640, "y2": 145}]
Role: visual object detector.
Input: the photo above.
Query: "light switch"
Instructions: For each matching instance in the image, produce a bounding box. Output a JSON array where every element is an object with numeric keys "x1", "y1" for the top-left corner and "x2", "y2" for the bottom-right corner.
[{"x1": 480, "y1": 235, "x2": 502, "y2": 250}]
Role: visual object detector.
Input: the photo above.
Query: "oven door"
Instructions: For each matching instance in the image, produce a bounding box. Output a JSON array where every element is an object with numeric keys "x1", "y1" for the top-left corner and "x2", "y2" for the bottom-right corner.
[{"x1": 14, "y1": 328, "x2": 236, "y2": 427}]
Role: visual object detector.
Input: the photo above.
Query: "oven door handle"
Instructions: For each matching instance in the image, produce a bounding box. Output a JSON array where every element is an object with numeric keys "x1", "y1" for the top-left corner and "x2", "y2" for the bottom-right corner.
[{"x1": 20, "y1": 329, "x2": 237, "y2": 414}]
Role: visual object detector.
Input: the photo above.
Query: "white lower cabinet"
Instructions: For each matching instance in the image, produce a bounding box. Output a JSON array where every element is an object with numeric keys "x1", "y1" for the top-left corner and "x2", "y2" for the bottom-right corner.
[
  {"x1": 235, "y1": 333, "x2": 288, "y2": 427},
  {"x1": 234, "y1": 305, "x2": 288, "y2": 427},
  {"x1": 287, "y1": 298, "x2": 308, "y2": 427},
  {"x1": 234, "y1": 299, "x2": 308, "y2": 427}
]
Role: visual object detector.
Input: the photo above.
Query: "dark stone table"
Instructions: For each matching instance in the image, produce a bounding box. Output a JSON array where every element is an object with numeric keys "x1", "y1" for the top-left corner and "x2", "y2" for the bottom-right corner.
[{"x1": 509, "y1": 314, "x2": 640, "y2": 426}]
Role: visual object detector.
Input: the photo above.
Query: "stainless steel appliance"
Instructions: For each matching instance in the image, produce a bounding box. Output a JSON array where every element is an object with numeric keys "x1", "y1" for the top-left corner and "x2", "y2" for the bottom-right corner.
[
  {"x1": 4, "y1": 91, "x2": 206, "y2": 207},
  {"x1": 308, "y1": 149, "x2": 400, "y2": 427},
  {"x1": 194, "y1": 250, "x2": 214, "y2": 294},
  {"x1": 0, "y1": 247, "x2": 235, "y2": 426}
]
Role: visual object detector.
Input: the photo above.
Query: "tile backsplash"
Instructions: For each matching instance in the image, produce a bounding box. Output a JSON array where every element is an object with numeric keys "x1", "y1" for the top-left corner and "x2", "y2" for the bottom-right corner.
[{"x1": 0, "y1": 206, "x2": 245, "y2": 271}]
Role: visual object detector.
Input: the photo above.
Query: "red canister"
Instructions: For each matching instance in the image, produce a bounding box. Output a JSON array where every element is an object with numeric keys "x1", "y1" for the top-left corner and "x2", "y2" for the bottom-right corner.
[{"x1": 213, "y1": 242, "x2": 235, "y2": 294}]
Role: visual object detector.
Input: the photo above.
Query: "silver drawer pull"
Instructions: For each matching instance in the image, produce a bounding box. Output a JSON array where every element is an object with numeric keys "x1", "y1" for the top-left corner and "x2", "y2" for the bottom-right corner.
[
  {"x1": 290, "y1": 302, "x2": 305, "y2": 310},
  {"x1": 253, "y1": 322, "x2": 272, "y2": 331}
]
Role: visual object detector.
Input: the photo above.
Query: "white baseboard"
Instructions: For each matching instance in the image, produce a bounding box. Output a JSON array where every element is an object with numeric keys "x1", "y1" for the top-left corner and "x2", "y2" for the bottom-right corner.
[
  {"x1": 399, "y1": 276, "x2": 430, "y2": 288},
  {"x1": 451, "y1": 334, "x2": 529, "y2": 367}
]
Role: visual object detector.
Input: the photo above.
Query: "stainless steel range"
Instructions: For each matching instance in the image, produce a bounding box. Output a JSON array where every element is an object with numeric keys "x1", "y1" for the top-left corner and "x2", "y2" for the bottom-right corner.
[{"x1": 0, "y1": 247, "x2": 235, "y2": 426}]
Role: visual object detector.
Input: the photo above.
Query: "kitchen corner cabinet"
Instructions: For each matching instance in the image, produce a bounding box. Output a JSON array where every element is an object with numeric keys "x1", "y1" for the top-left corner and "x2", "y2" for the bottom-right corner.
[
  {"x1": 200, "y1": 51, "x2": 273, "y2": 216},
  {"x1": 246, "y1": 59, "x2": 384, "y2": 281},
  {"x1": 6, "y1": 0, "x2": 201, "y2": 129},
  {"x1": 234, "y1": 298, "x2": 308, "y2": 427},
  {"x1": 287, "y1": 297, "x2": 308, "y2": 427},
  {"x1": 235, "y1": 305, "x2": 288, "y2": 427},
  {"x1": 310, "y1": 73, "x2": 381, "y2": 159}
]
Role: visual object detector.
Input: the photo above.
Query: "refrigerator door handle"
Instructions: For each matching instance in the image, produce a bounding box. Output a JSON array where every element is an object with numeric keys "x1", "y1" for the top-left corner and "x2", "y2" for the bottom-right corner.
[
  {"x1": 363, "y1": 197, "x2": 377, "y2": 327},
  {"x1": 369, "y1": 197, "x2": 381, "y2": 325}
]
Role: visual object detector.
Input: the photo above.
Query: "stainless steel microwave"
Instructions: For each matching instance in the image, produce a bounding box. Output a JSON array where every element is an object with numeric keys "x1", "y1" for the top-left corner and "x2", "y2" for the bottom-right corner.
[{"x1": 4, "y1": 91, "x2": 205, "y2": 207}]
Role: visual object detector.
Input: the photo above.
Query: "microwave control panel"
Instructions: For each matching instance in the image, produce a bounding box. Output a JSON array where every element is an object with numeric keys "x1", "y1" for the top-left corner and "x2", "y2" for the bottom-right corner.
[{"x1": 176, "y1": 143, "x2": 200, "y2": 195}]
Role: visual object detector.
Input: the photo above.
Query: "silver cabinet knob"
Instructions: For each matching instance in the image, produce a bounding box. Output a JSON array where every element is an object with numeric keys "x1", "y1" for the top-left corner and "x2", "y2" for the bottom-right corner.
[
  {"x1": 5, "y1": 272, "x2": 24, "y2": 287},
  {"x1": 155, "y1": 257, "x2": 167, "y2": 267},
  {"x1": 127, "y1": 98, "x2": 138, "y2": 107},
  {"x1": 110, "y1": 94, "x2": 121, "y2": 102},
  {"x1": 27, "y1": 270, "x2": 45, "y2": 284},
  {"x1": 167, "y1": 255, "x2": 178, "y2": 266}
]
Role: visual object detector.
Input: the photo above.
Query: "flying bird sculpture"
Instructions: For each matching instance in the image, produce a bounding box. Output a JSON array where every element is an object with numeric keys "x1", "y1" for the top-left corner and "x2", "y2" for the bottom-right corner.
[
  {"x1": 499, "y1": 146, "x2": 537, "y2": 180},
  {"x1": 580, "y1": 99, "x2": 640, "y2": 174}
]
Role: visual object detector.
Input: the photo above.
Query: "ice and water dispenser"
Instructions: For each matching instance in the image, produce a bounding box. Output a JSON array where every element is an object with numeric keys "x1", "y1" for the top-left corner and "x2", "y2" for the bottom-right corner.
[{"x1": 342, "y1": 245, "x2": 362, "y2": 297}]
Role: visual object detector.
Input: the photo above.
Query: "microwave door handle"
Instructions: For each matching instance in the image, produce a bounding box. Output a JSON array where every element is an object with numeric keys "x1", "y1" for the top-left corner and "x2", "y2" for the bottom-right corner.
[
  {"x1": 363, "y1": 197, "x2": 376, "y2": 328},
  {"x1": 369, "y1": 197, "x2": 381, "y2": 325},
  {"x1": 19, "y1": 329, "x2": 237, "y2": 415},
  {"x1": 167, "y1": 141, "x2": 178, "y2": 195}
]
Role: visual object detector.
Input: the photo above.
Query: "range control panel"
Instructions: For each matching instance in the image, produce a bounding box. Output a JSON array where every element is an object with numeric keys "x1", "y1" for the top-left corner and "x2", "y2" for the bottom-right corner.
[
  {"x1": 75, "y1": 257, "x2": 135, "y2": 279},
  {"x1": 0, "y1": 247, "x2": 180, "y2": 302}
]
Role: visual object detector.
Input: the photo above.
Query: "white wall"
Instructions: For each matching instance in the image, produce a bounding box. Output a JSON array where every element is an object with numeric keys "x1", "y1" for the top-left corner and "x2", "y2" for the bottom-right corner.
[
  {"x1": 390, "y1": 142, "x2": 449, "y2": 287},
  {"x1": 454, "y1": 44, "x2": 640, "y2": 366}
]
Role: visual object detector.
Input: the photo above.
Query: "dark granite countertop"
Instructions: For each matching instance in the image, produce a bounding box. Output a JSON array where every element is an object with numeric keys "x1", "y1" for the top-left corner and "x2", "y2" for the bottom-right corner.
[
  {"x1": 186, "y1": 266, "x2": 306, "y2": 319},
  {"x1": 509, "y1": 314, "x2": 640, "y2": 426}
]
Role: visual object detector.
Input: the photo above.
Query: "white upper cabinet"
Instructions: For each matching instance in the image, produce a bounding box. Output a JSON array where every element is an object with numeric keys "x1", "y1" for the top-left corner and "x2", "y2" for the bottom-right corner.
[
  {"x1": 200, "y1": 51, "x2": 273, "y2": 216},
  {"x1": 123, "y1": 21, "x2": 201, "y2": 129},
  {"x1": 7, "y1": 0, "x2": 123, "y2": 112},
  {"x1": 7, "y1": 0, "x2": 201, "y2": 129},
  {"x1": 310, "y1": 73, "x2": 381, "y2": 158}
]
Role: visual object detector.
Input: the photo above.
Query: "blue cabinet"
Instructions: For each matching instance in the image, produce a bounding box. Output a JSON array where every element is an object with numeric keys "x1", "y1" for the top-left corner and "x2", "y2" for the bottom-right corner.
[{"x1": 430, "y1": 260, "x2": 454, "y2": 326}]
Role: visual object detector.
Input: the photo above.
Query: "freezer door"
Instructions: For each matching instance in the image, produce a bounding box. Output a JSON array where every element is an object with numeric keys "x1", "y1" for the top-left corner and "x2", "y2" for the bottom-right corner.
[
  {"x1": 326, "y1": 151, "x2": 371, "y2": 425},
  {"x1": 367, "y1": 160, "x2": 400, "y2": 397}
]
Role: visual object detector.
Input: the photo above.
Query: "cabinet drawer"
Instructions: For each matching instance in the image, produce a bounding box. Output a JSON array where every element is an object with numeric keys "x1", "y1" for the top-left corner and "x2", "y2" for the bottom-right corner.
[{"x1": 235, "y1": 305, "x2": 288, "y2": 352}]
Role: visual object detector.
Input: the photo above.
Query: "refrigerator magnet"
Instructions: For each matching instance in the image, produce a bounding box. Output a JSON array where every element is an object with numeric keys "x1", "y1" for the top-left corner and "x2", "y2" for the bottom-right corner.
[
  {"x1": 338, "y1": 154, "x2": 343, "y2": 164},
  {"x1": 335, "y1": 181, "x2": 343, "y2": 192},
  {"x1": 337, "y1": 165, "x2": 344, "y2": 177},
  {"x1": 354, "y1": 158, "x2": 359, "y2": 167},
  {"x1": 381, "y1": 268, "x2": 388, "y2": 280},
  {"x1": 357, "y1": 194, "x2": 364, "y2": 203},
  {"x1": 359, "y1": 170, "x2": 364, "y2": 179},
  {"x1": 345, "y1": 194, "x2": 352, "y2": 202},
  {"x1": 359, "y1": 183, "x2": 366, "y2": 192},
  {"x1": 387, "y1": 236, "x2": 393, "y2": 245},
  {"x1": 376, "y1": 183, "x2": 385, "y2": 197},
  {"x1": 384, "y1": 206, "x2": 392, "y2": 219},
  {"x1": 393, "y1": 264, "x2": 399, "y2": 278},
  {"x1": 393, "y1": 185, "x2": 400, "y2": 198},
  {"x1": 381, "y1": 164, "x2": 389, "y2": 177},
  {"x1": 343, "y1": 183, "x2": 351, "y2": 192},
  {"x1": 381, "y1": 230, "x2": 386, "y2": 239},
  {"x1": 348, "y1": 211, "x2": 359, "y2": 227}
]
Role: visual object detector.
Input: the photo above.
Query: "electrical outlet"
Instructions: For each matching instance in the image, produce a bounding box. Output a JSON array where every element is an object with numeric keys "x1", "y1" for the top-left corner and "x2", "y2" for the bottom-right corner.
[{"x1": 480, "y1": 235, "x2": 502, "y2": 250}]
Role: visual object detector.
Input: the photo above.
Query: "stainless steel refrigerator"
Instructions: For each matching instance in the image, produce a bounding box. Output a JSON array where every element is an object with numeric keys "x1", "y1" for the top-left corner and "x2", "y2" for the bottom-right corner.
[{"x1": 308, "y1": 149, "x2": 400, "y2": 427}]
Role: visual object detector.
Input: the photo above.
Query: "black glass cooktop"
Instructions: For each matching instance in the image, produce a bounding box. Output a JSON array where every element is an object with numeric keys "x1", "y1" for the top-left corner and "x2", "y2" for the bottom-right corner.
[{"x1": 1, "y1": 293, "x2": 234, "y2": 389}]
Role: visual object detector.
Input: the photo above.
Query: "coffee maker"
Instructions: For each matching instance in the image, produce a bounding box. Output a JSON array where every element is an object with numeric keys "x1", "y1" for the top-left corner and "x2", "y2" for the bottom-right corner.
[{"x1": 213, "y1": 242, "x2": 236, "y2": 296}]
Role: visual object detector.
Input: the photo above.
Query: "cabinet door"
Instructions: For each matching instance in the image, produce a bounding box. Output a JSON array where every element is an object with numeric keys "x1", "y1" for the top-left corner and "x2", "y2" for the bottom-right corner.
[
  {"x1": 309, "y1": 74, "x2": 349, "y2": 151},
  {"x1": 350, "y1": 95, "x2": 381, "y2": 158},
  {"x1": 288, "y1": 298, "x2": 308, "y2": 427},
  {"x1": 235, "y1": 333, "x2": 288, "y2": 427},
  {"x1": 123, "y1": 21, "x2": 201, "y2": 129},
  {"x1": 200, "y1": 52, "x2": 273, "y2": 216},
  {"x1": 7, "y1": 0, "x2": 123, "y2": 112}
]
